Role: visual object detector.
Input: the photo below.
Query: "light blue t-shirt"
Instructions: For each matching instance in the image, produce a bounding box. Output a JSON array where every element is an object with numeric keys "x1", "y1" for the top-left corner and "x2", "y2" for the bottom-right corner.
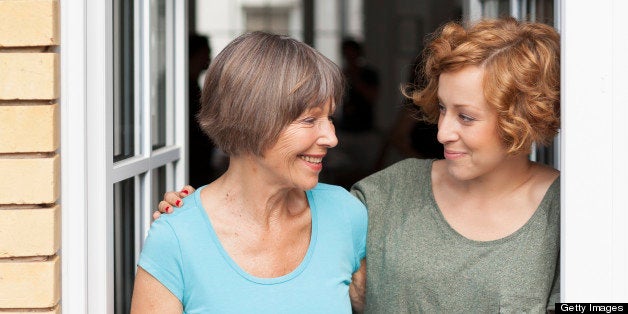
[{"x1": 138, "y1": 183, "x2": 367, "y2": 314}]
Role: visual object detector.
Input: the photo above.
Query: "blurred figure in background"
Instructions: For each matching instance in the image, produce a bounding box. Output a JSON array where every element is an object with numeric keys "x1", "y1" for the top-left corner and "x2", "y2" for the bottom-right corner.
[
  {"x1": 375, "y1": 54, "x2": 443, "y2": 170},
  {"x1": 188, "y1": 34, "x2": 223, "y2": 187},
  {"x1": 338, "y1": 38, "x2": 379, "y2": 133},
  {"x1": 330, "y1": 38, "x2": 381, "y2": 189}
]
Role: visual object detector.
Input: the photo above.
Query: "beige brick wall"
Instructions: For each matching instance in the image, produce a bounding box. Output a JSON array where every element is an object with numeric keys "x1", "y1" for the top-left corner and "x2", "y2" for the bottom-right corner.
[
  {"x1": 0, "y1": 0, "x2": 59, "y2": 47},
  {"x1": 2, "y1": 304, "x2": 60, "y2": 314},
  {"x1": 0, "y1": 256, "x2": 60, "y2": 308},
  {"x1": 0, "y1": 103, "x2": 59, "y2": 153},
  {"x1": 0, "y1": 205, "x2": 60, "y2": 257},
  {"x1": 2, "y1": 305, "x2": 60, "y2": 314},
  {"x1": 0, "y1": 154, "x2": 60, "y2": 204},
  {"x1": 0, "y1": 53, "x2": 59, "y2": 100},
  {"x1": 0, "y1": 0, "x2": 61, "y2": 312}
]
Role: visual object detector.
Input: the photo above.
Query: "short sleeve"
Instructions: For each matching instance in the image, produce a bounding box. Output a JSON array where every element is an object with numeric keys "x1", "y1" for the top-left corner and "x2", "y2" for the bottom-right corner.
[
  {"x1": 351, "y1": 200, "x2": 368, "y2": 264},
  {"x1": 138, "y1": 218, "x2": 185, "y2": 301},
  {"x1": 339, "y1": 190, "x2": 367, "y2": 271}
]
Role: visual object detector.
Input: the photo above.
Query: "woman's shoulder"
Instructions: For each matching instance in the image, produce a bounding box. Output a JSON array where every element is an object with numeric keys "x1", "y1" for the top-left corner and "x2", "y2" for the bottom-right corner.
[
  {"x1": 349, "y1": 158, "x2": 434, "y2": 207},
  {"x1": 311, "y1": 183, "x2": 362, "y2": 205},
  {"x1": 355, "y1": 158, "x2": 433, "y2": 187},
  {"x1": 383, "y1": 158, "x2": 433, "y2": 173},
  {"x1": 311, "y1": 183, "x2": 367, "y2": 222},
  {"x1": 158, "y1": 188, "x2": 207, "y2": 226},
  {"x1": 530, "y1": 163, "x2": 560, "y2": 198}
]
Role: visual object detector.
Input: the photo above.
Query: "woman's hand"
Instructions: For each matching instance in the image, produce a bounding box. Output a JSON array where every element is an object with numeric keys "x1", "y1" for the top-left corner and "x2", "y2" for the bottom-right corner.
[
  {"x1": 153, "y1": 185, "x2": 196, "y2": 220},
  {"x1": 349, "y1": 259, "x2": 366, "y2": 313}
]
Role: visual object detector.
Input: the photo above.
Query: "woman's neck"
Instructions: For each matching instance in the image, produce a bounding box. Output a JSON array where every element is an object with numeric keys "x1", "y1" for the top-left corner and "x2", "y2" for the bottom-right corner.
[
  {"x1": 450, "y1": 154, "x2": 535, "y2": 198},
  {"x1": 204, "y1": 157, "x2": 309, "y2": 227}
]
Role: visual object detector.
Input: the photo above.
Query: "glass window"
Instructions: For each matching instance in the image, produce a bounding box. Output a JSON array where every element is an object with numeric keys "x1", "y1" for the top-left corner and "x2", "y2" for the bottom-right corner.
[
  {"x1": 110, "y1": 0, "x2": 183, "y2": 311},
  {"x1": 113, "y1": 0, "x2": 135, "y2": 162},
  {"x1": 527, "y1": 0, "x2": 554, "y2": 24},
  {"x1": 114, "y1": 177, "x2": 136, "y2": 314},
  {"x1": 151, "y1": 166, "x2": 167, "y2": 217},
  {"x1": 244, "y1": 6, "x2": 291, "y2": 34},
  {"x1": 151, "y1": 0, "x2": 167, "y2": 150},
  {"x1": 481, "y1": 0, "x2": 510, "y2": 18},
  {"x1": 63, "y1": 0, "x2": 212, "y2": 309}
]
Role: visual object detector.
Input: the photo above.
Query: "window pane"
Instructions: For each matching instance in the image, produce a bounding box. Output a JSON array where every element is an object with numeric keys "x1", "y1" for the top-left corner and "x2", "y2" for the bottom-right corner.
[
  {"x1": 151, "y1": 0, "x2": 167, "y2": 150},
  {"x1": 481, "y1": 0, "x2": 510, "y2": 18},
  {"x1": 245, "y1": 6, "x2": 291, "y2": 34},
  {"x1": 529, "y1": 0, "x2": 554, "y2": 24},
  {"x1": 152, "y1": 165, "x2": 167, "y2": 216},
  {"x1": 113, "y1": 0, "x2": 135, "y2": 161},
  {"x1": 114, "y1": 177, "x2": 136, "y2": 314}
]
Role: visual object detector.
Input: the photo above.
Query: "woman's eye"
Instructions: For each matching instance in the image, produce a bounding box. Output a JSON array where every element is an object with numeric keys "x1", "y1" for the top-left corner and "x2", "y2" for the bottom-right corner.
[
  {"x1": 302, "y1": 117, "x2": 316, "y2": 124},
  {"x1": 438, "y1": 103, "x2": 446, "y2": 112},
  {"x1": 459, "y1": 114, "x2": 475, "y2": 122},
  {"x1": 328, "y1": 116, "x2": 335, "y2": 123}
]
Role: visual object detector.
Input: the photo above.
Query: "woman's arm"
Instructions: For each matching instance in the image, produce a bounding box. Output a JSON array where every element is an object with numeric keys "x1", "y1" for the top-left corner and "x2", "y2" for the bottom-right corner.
[
  {"x1": 130, "y1": 267, "x2": 183, "y2": 313},
  {"x1": 349, "y1": 259, "x2": 366, "y2": 313}
]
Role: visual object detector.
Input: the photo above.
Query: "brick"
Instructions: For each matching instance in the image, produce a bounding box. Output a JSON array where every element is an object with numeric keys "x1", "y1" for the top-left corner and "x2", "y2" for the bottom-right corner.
[
  {"x1": 0, "y1": 154, "x2": 59, "y2": 204},
  {"x1": 0, "y1": 255, "x2": 60, "y2": 308},
  {"x1": 0, "y1": 205, "x2": 59, "y2": 257},
  {"x1": 0, "y1": 53, "x2": 59, "y2": 100},
  {"x1": 0, "y1": 103, "x2": 59, "y2": 153},
  {"x1": 0, "y1": 0, "x2": 59, "y2": 47},
  {"x1": 2, "y1": 304, "x2": 60, "y2": 313}
]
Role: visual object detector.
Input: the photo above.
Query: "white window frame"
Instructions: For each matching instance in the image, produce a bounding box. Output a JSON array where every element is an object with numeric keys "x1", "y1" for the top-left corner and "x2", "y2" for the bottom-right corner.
[
  {"x1": 60, "y1": 0, "x2": 188, "y2": 312},
  {"x1": 561, "y1": 0, "x2": 628, "y2": 301}
]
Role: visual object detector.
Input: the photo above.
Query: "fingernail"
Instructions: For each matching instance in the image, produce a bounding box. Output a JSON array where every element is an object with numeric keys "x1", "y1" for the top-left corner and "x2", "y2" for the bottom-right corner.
[
  {"x1": 165, "y1": 206, "x2": 170, "y2": 213},
  {"x1": 176, "y1": 200, "x2": 181, "y2": 207},
  {"x1": 181, "y1": 189, "x2": 188, "y2": 196}
]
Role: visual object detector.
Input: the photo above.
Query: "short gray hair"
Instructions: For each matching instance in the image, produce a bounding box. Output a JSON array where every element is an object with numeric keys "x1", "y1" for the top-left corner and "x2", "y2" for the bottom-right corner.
[{"x1": 197, "y1": 31, "x2": 344, "y2": 157}]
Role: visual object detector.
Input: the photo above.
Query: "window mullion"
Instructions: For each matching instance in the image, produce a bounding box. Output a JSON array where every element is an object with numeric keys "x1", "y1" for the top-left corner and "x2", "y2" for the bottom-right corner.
[
  {"x1": 60, "y1": 0, "x2": 88, "y2": 311},
  {"x1": 133, "y1": 0, "x2": 142, "y2": 164},
  {"x1": 166, "y1": 0, "x2": 175, "y2": 148},
  {"x1": 85, "y1": 0, "x2": 114, "y2": 312},
  {"x1": 140, "y1": 0, "x2": 153, "y2": 241},
  {"x1": 173, "y1": 0, "x2": 188, "y2": 188}
]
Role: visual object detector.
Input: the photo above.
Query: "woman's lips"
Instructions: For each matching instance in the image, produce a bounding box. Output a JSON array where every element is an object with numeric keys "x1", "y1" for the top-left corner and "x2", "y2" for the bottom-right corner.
[{"x1": 444, "y1": 150, "x2": 466, "y2": 160}]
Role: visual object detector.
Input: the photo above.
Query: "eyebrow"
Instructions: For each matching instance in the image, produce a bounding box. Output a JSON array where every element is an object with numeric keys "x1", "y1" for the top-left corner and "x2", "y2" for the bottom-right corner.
[{"x1": 437, "y1": 97, "x2": 474, "y2": 108}]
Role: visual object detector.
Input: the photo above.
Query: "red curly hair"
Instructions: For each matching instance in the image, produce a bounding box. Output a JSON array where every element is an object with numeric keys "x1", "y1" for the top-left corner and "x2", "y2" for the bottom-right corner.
[{"x1": 409, "y1": 17, "x2": 560, "y2": 154}]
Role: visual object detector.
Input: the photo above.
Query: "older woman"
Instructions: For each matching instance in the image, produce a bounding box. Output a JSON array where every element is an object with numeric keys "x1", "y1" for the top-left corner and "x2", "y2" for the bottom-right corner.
[
  {"x1": 131, "y1": 31, "x2": 367, "y2": 313},
  {"x1": 159, "y1": 17, "x2": 561, "y2": 313}
]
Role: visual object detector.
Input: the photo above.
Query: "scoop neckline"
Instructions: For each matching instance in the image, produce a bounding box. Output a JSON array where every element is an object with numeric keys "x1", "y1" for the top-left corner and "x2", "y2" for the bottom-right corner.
[
  {"x1": 425, "y1": 159, "x2": 559, "y2": 246},
  {"x1": 193, "y1": 185, "x2": 318, "y2": 285}
]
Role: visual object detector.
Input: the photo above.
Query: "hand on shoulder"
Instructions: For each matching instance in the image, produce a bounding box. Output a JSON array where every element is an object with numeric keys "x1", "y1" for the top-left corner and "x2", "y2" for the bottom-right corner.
[{"x1": 154, "y1": 185, "x2": 196, "y2": 220}]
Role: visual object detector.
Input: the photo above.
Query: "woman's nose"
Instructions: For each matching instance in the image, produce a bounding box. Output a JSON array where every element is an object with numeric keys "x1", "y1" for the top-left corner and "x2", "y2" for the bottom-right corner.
[
  {"x1": 437, "y1": 114, "x2": 458, "y2": 144},
  {"x1": 318, "y1": 119, "x2": 338, "y2": 148}
]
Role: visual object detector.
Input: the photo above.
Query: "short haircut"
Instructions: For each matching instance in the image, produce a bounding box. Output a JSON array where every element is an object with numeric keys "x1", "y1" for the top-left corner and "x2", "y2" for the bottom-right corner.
[
  {"x1": 197, "y1": 31, "x2": 344, "y2": 157},
  {"x1": 409, "y1": 17, "x2": 560, "y2": 154}
]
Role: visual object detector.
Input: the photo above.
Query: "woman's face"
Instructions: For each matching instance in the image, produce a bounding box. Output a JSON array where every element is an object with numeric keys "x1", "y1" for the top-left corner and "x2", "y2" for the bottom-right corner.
[
  {"x1": 257, "y1": 99, "x2": 338, "y2": 191},
  {"x1": 437, "y1": 65, "x2": 509, "y2": 182}
]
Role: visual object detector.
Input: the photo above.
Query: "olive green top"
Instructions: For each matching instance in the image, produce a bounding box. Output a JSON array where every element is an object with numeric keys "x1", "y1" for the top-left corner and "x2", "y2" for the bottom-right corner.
[{"x1": 351, "y1": 158, "x2": 559, "y2": 313}]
